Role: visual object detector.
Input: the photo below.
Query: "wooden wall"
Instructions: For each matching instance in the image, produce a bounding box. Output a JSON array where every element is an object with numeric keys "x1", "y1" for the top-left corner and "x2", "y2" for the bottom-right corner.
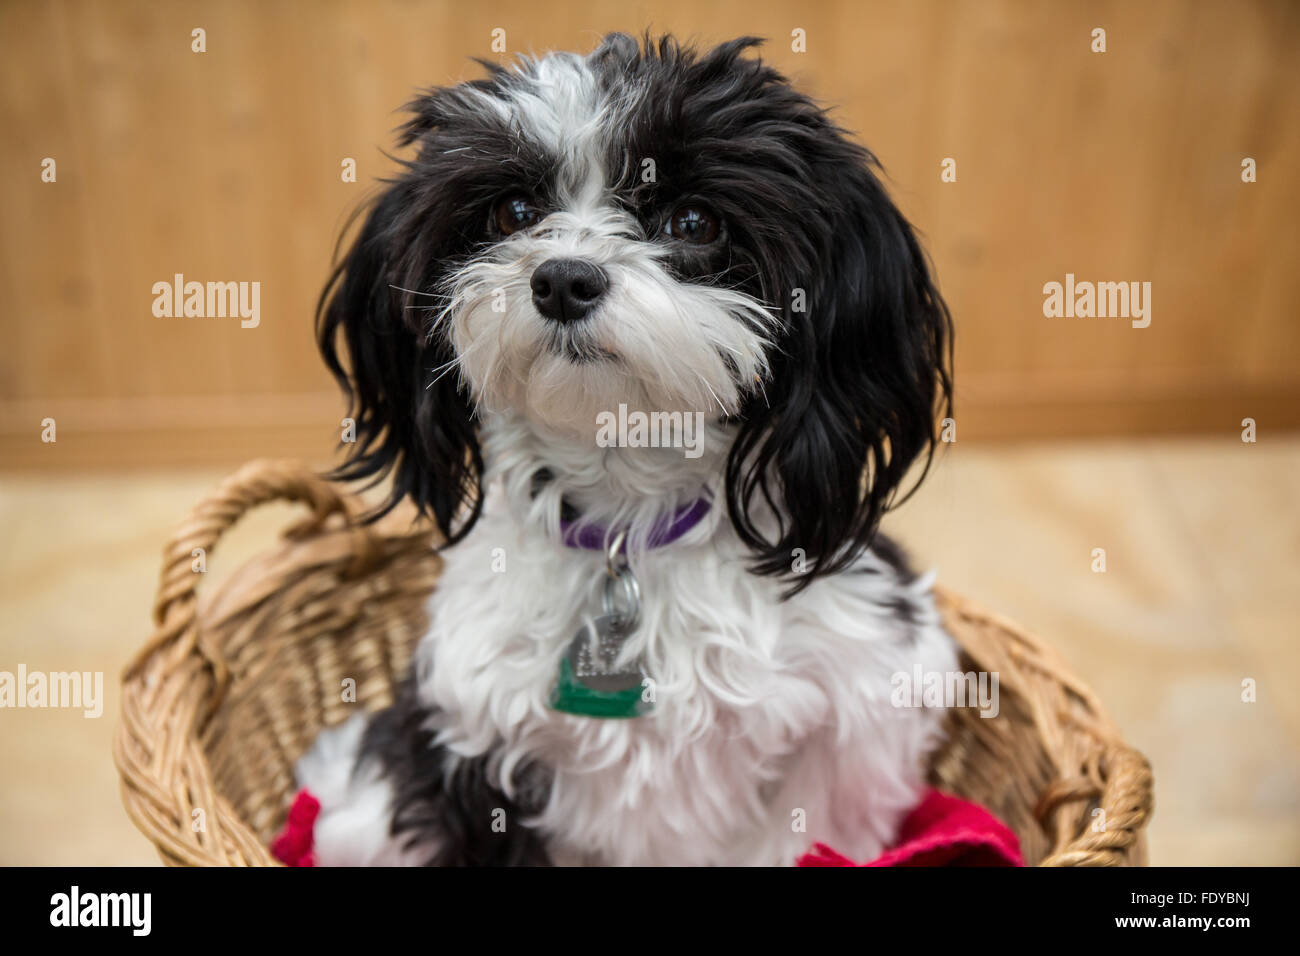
[{"x1": 2, "y1": 0, "x2": 1298, "y2": 468}]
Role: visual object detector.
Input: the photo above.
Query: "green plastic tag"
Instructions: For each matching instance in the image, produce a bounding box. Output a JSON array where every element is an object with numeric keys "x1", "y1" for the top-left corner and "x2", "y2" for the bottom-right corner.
[{"x1": 550, "y1": 658, "x2": 650, "y2": 719}]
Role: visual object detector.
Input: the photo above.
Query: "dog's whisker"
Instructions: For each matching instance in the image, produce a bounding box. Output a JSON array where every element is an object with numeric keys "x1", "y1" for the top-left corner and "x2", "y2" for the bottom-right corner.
[
  {"x1": 424, "y1": 337, "x2": 485, "y2": 390},
  {"x1": 425, "y1": 353, "x2": 462, "y2": 379},
  {"x1": 390, "y1": 284, "x2": 439, "y2": 298}
]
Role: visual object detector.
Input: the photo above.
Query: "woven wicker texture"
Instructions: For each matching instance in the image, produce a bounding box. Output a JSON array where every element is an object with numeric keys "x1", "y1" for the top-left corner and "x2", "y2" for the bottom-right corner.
[{"x1": 115, "y1": 459, "x2": 1153, "y2": 866}]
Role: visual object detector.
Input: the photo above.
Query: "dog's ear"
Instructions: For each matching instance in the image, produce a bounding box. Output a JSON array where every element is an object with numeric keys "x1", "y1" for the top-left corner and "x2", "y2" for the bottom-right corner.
[
  {"x1": 317, "y1": 181, "x2": 484, "y2": 542},
  {"x1": 726, "y1": 148, "x2": 952, "y2": 593}
]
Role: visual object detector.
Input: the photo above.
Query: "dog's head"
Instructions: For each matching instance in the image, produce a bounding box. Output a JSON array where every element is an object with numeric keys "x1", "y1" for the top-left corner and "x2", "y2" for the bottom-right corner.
[{"x1": 319, "y1": 33, "x2": 951, "y2": 588}]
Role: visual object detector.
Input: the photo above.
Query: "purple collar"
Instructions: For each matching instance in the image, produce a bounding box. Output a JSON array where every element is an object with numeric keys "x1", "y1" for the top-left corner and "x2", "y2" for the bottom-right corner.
[{"x1": 560, "y1": 497, "x2": 712, "y2": 551}]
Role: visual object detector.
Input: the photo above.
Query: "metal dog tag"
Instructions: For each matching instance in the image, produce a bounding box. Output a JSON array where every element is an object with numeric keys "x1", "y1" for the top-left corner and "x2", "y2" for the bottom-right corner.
[
  {"x1": 550, "y1": 533, "x2": 652, "y2": 719},
  {"x1": 566, "y1": 615, "x2": 642, "y2": 692}
]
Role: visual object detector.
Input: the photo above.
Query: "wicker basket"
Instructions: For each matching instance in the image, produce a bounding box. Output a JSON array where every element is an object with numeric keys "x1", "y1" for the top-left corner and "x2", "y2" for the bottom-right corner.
[{"x1": 114, "y1": 459, "x2": 1153, "y2": 866}]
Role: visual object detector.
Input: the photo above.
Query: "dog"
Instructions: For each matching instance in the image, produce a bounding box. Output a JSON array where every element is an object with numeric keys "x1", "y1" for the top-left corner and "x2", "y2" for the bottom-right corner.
[{"x1": 296, "y1": 32, "x2": 957, "y2": 866}]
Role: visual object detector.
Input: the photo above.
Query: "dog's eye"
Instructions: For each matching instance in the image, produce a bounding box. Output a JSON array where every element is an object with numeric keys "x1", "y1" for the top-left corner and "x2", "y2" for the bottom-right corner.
[
  {"x1": 494, "y1": 194, "x2": 542, "y2": 235},
  {"x1": 664, "y1": 204, "x2": 720, "y2": 244}
]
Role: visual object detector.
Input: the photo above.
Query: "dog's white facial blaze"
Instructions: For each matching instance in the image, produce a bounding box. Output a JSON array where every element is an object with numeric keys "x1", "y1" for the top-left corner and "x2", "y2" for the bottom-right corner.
[{"x1": 440, "y1": 53, "x2": 774, "y2": 440}]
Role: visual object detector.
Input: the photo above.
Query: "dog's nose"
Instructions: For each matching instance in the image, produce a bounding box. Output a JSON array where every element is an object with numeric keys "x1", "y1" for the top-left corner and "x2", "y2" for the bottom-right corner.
[{"x1": 530, "y1": 258, "x2": 608, "y2": 323}]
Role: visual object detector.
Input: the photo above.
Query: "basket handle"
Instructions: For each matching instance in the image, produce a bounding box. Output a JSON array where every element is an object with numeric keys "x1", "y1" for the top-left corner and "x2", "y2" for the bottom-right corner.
[
  {"x1": 125, "y1": 459, "x2": 368, "y2": 684},
  {"x1": 1038, "y1": 744, "x2": 1155, "y2": 866}
]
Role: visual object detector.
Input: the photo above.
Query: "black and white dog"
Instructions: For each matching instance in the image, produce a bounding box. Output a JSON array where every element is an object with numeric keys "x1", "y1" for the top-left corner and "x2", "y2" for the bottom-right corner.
[{"x1": 298, "y1": 33, "x2": 957, "y2": 866}]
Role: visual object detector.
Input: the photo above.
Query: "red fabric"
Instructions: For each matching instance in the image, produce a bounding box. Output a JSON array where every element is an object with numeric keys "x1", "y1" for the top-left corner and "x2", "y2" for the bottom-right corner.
[
  {"x1": 797, "y1": 788, "x2": 1023, "y2": 867},
  {"x1": 271, "y1": 786, "x2": 1020, "y2": 867},
  {"x1": 271, "y1": 789, "x2": 320, "y2": 867}
]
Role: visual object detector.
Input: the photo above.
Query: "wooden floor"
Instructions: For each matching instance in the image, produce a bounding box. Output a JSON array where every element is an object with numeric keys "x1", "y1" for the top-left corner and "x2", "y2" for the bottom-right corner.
[{"x1": 1, "y1": 436, "x2": 1297, "y2": 865}]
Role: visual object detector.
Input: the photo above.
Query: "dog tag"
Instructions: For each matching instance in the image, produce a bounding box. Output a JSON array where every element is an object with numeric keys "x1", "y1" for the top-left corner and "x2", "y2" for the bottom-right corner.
[
  {"x1": 550, "y1": 616, "x2": 650, "y2": 719},
  {"x1": 550, "y1": 548, "x2": 652, "y2": 719},
  {"x1": 569, "y1": 615, "x2": 642, "y2": 690}
]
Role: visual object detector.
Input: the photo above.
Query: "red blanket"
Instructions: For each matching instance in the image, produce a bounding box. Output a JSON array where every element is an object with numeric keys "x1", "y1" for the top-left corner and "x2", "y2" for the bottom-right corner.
[
  {"x1": 273, "y1": 787, "x2": 1022, "y2": 867},
  {"x1": 796, "y1": 789, "x2": 1023, "y2": 866}
]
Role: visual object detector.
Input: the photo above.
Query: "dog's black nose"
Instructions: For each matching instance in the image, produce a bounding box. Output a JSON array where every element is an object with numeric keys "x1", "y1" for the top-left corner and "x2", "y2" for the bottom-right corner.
[{"x1": 530, "y1": 258, "x2": 608, "y2": 323}]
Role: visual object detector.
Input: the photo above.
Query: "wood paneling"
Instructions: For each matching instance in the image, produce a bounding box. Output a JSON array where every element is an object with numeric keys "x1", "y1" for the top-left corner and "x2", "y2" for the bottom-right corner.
[{"x1": 2, "y1": 0, "x2": 1298, "y2": 468}]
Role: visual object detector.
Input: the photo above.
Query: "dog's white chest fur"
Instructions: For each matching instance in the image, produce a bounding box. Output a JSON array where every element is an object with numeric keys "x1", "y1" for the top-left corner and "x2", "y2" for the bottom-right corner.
[
  {"x1": 413, "y1": 491, "x2": 955, "y2": 866},
  {"x1": 297, "y1": 417, "x2": 957, "y2": 866}
]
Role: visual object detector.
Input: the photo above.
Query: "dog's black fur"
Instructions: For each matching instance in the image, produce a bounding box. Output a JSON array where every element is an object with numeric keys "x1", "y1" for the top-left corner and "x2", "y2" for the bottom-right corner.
[{"x1": 358, "y1": 677, "x2": 553, "y2": 866}]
